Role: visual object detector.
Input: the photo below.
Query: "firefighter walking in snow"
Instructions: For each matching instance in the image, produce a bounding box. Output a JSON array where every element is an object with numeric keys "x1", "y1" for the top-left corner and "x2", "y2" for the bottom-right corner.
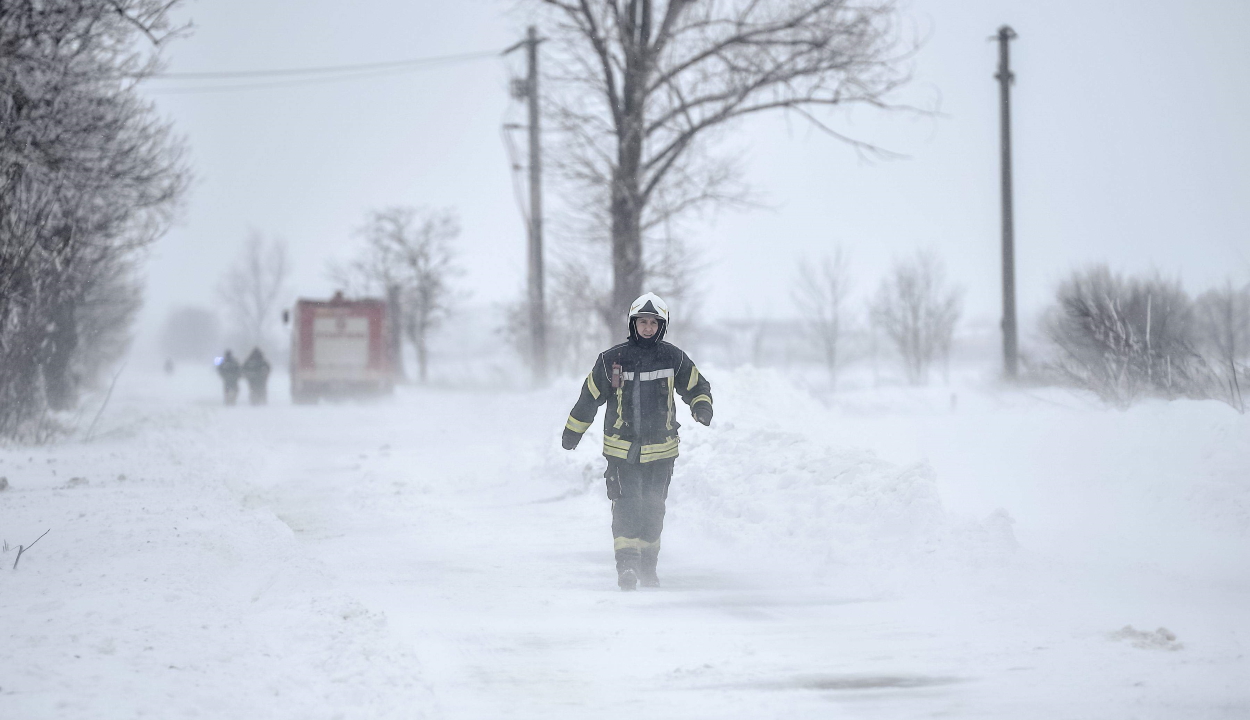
[
  {"x1": 242, "y1": 347, "x2": 271, "y2": 406},
  {"x1": 216, "y1": 350, "x2": 241, "y2": 406},
  {"x1": 561, "y1": 293, "x2": 713, "y2": 591}
]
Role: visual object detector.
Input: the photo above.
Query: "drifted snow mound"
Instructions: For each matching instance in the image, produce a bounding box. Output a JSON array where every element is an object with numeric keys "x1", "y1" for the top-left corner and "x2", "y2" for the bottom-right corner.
[
  {"x1": 675, "y1": 424, "x2": 945, "y2": 566},
  {"x1": 1108, "y1": 625, "x2": 1184, "y2": 651},
  {"x1": 671, "y1": 367, "x2": 951, "y2": 569}
]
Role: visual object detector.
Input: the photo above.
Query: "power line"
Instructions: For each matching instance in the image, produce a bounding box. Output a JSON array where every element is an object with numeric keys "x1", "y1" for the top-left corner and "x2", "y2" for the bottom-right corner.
[
  {"x1": 151, "y1": 48, "x2": 501, "y2": 80},
  {"x1": 146, "y1": 48, "x2": 501, "y2": 94},
  {"x1": 149, "y1": 65, "x2": 440, "y2": 94}
]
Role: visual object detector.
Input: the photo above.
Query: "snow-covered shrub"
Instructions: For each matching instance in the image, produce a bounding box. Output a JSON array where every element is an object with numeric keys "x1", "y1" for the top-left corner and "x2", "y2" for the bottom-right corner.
[
  {"x1": 1043, "y1": 267, "x2": 1213, "y2": 407},
  {"x1": 1193, "y1": 281, "x2": 1250, "y2": 412}
]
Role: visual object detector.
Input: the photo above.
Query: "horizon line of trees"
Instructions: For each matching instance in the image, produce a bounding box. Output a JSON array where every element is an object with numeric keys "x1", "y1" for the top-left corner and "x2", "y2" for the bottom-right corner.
[{"x1": 780, "y1": 254, "x2": 1247, "y2": 410}]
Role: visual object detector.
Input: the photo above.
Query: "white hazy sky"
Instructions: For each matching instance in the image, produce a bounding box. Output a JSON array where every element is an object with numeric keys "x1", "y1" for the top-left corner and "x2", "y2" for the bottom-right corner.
[{"x1": 139, "y1": 0, "x2": 1250, "y2": 337}]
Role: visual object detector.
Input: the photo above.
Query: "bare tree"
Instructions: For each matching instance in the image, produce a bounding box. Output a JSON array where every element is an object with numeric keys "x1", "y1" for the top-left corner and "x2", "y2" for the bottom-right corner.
[
  {"x1": 217, "y1": 232, "x2": 290, "y2": 353},
  {"x1": 503, "y1": 263, "x2": 613, "y2": 377},
  {"x1": 793, "y1": 247, "x2": 851, "y2": 384},
  {"x1": 868, "y1": 250, "x2": 962, "y2": 385},
  {"x1": 533, "y1": 0, "x2": 915, "y2": 322},
  {"x1": 329, "y1": 207, "x2": 461, "y2": 383},
  {"x1": 0, "y1": 0, "x2": 189, "y2": 436}
]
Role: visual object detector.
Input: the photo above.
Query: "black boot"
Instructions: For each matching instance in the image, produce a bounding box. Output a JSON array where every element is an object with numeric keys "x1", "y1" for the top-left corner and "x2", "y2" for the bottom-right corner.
[
  {"x1": 615, "y1": 548, "x2": 641, "y2": 591},
  {"x1": 640, "y1": 547, "x2": 660, "y2": 588}
]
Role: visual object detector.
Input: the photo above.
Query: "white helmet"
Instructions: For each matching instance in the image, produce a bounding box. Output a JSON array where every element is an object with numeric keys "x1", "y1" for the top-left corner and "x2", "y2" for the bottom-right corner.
[
  {"x1": 628, "y1": 292, "x2": 669, "y2": 344},
  {"x1": 628, "y1": 292, "x2": 670, "y2": 323}
]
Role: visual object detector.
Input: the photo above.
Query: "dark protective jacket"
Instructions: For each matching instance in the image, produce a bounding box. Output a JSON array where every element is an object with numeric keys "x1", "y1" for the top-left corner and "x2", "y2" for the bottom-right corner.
[
  {"x1": 217, "y1": 355, "x2": 241, "y2": 385},
  {"x1": 564, "y1": 339, "x2": 712, "y2": 464},
  {"x1": 242, "y1": 350, "x2": 271, "y2": 382}
]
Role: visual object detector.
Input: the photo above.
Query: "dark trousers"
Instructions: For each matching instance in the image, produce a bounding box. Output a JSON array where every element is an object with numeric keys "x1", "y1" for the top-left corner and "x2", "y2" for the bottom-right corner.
[
  {"x1": 607, "y1": 459, "x2": 673, "y2": 573},
  {"x1": 247, "y1": 378, "x2": 268, "y2": 405}
]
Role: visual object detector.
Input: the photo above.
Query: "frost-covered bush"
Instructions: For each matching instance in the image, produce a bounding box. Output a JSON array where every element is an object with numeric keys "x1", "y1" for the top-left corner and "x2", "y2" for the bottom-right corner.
[
  {"x1": 1044, "y1": 267, "x2": 1213, "y2": 406},
  {"x1": 1193, "y1": 281, "x2": 1250, "y2": 411}
]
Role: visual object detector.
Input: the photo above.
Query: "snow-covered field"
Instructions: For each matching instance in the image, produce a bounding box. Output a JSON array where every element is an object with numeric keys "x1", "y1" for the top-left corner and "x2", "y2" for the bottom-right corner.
[{"x1": 2, "y1": 366, "x2": 1248, "y2": 719}]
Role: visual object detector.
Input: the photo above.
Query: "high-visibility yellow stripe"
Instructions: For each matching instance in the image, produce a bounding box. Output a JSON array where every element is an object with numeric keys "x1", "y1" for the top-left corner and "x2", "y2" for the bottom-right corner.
[
  {"x1": 641, "y1": 437, "x2": 679, "y2": 453},
  {"x1": 586, "y1": 372, "x2": 601, "y2": 400},
  {"x1": 613, "y1": 387, "x2": 624, "y2": 429},
  {"x1": 641, "y1": 440, "x2": 679, "y2": 460},
  {"x1": 603, "y1": 435, "x2": 630, "y2": 459},
  {"x1": 565, "y1": 415, "x2": 591, "y2": 433},
  {"x1": 614, "y1": 537, "x2": 661, "y2": 551},
  {"x1": 604, "y1": 436, "x2": 677, "y2": 453},
  {"x1": 614, "y1": 537, "x2": 644, "y2": 551},
  {"x1": 666, "y1": 379, "x2": 675, "y2": 431},
  {"x1": 641, "y1": 447, "x2": 678, "y2": 462},
  {"x1": 690, "y1": 394, "x2": 711, "y2": 407},
  {"x1": 687, "y1": 365, "x2": 700, "y2": 391},
  {"x1": 602, "y1": 435, "x2": 679, "y2": 462}
]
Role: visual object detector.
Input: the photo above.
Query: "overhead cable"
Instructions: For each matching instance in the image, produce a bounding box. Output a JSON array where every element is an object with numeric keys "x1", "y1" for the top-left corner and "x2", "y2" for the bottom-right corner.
[
  {"x1": 147, "y1": 48, "x2": 501, "y2": 94},
  {"x1": 151, "y1": 48, "x2": 501, "y2": 80}
]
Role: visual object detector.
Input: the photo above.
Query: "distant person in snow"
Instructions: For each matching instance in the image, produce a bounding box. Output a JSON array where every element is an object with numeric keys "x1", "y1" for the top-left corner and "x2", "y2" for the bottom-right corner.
[
  {"x1": 216, "y1": 350, "x2": 241, "y2": 406},
  {"x1": 242, "y1": 348, "x2": 271, "y2": 406},
  {"x1": 561, "y1": 293, "x2": 714, "y2": 591}
]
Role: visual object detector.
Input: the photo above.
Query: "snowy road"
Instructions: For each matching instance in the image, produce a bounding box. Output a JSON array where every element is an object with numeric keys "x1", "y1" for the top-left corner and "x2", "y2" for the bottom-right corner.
[{"x1": 3, "y1": 369, "x2": 1248, "y2": 718}]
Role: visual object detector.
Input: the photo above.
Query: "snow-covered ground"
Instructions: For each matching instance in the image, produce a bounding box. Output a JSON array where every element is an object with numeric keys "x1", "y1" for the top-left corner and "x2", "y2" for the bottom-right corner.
[{"x1": 2, "y1": 365, "x2": 1247, "y2": 719}]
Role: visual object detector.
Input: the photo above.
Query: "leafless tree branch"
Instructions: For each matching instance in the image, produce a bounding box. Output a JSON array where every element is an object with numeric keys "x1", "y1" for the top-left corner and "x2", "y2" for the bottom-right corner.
[
  {"x1": 530, "y1": 0, "x2": 919, "y2": 339},
  {"x1": 328, "y1": 207, "x2": 463, "y2": 383},
  {"x1": 13, "y1": 529, "x2": 51, "y2": 569},
  {"x1": 869, "y1": 250, "x2": 962, "y2": 385},
  {"x1": 794, "y1": 246, "x2": 851, "y2": 384},
  {"x1": 217, "y1": 232, "x2": 290, "y2": 352}
]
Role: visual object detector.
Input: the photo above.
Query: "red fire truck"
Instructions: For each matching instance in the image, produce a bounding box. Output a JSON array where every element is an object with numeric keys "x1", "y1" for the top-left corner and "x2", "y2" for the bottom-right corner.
[{"x1": 288, "y1": 292, "x2": 394, "y2": 403}]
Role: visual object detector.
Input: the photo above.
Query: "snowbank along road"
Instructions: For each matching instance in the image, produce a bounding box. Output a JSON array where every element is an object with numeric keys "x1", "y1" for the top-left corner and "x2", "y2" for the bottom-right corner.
[{"x1": 2, "y1": 367, "x2": 1248, "y2": 719}]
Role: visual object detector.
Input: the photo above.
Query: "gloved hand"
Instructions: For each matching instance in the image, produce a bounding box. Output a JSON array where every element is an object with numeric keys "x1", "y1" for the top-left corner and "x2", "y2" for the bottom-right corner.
[
  {"x1": 692, "y1": 403, "x2": 713, "y2": 426},
  {"x1": 561, "y1": 427, "x2": 582, "y2": 450}
]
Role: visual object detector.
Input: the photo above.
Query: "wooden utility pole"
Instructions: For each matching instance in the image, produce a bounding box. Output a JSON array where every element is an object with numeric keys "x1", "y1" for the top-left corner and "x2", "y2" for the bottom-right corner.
[
  {"x1": 503, "y1": 27, "x2": 548, "y2": 383},
  {"x1": 995, "y1": 25, "x2": 1019, "y2": 380},
  {"x1": 524, "y1": 26, "x2": 548, "y2": 383}
]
